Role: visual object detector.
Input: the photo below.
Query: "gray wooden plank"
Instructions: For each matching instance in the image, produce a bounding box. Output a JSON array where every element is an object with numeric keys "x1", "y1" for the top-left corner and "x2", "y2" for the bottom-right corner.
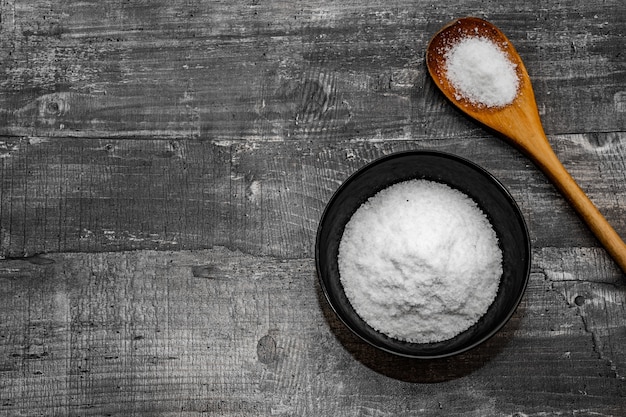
[
  {"x1": 0, "y1": 248, "x2": 623, "y2": 416},
  {"x1": 0, "y1": 1, "x2": 624, "y2": 140},
  {"x1": 1, "y1": 134, "x2": 625, "y2": 263}
]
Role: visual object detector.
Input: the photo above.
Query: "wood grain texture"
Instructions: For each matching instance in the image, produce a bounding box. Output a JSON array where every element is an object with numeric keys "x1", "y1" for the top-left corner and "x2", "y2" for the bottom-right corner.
[
  {"x1": 0, "y1": 0, "x2": 625, "y2": 415},
  {"x1": 1, "y1": 133, "x2": 625, "y2": 259},
  {"x1": 0, "y1": 1, "x2": 624, "y2": 140},
  {"x1": 0, "y1": 249, "x2": 624, "y2": 416}
]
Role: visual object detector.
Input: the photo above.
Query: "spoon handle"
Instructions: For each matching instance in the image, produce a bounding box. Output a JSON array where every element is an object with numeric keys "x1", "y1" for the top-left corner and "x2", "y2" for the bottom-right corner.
[{"x1": 532, "y1": 146, "x2": 626, "y2": 274}]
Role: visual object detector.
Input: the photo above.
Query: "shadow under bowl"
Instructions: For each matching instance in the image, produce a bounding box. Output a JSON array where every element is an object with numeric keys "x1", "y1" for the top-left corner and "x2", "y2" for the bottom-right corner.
[{"x1": 315, "y1": 150, "x2": 531, "y2": 359}]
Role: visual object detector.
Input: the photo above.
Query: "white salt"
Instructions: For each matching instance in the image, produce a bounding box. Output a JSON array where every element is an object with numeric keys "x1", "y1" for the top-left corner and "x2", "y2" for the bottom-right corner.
[
  {"x1": 338, "y1": 180, "x2": 502, "y2": 343},
  {"x1": 445, "y1": 37, "x2": 519, "y2": 107}
]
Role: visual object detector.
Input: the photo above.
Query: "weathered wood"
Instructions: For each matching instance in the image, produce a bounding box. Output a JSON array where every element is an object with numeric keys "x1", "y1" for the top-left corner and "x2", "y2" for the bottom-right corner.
[
  {"x1": 1, "y1": 133, "x2": 625, "y2": 259},
  {"x1": 0, "y1": 1, "x2": 624, "y2": 140},
  {"x1": 0, "y1": 248, "x2": 624, "y2": 416},
  {"x1": 1, "y1": 0, "x2": 625, "y2": 415}
]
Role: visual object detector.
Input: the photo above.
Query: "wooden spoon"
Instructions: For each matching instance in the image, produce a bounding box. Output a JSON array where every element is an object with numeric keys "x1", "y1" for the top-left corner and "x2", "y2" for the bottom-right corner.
[{"x1": 426, "y1": 17, "x2": 626, "y2": 273}]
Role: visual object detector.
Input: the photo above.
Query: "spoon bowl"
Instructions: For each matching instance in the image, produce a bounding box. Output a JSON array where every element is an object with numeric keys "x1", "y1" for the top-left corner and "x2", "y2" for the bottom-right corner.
[{"x1": 426, "y1": 17, "x2": 626, "y2": 273}]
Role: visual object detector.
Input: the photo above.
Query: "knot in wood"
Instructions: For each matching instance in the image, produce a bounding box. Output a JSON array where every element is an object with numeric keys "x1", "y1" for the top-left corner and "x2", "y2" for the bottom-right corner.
[{"x1": 256, "y1": 334, "x2": 277, "y2": 364}]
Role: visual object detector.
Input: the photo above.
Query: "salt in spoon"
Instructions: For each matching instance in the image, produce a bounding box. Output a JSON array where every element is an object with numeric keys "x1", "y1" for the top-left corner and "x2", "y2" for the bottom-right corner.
[{"x1": 426, "y1": 17, "x2": 626, "y2": 273}]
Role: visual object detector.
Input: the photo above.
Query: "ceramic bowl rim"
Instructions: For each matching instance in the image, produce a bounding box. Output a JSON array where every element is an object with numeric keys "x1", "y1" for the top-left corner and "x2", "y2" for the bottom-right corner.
[{"x1": 315, "y1": 150, "x2": 531, "y2": 359}]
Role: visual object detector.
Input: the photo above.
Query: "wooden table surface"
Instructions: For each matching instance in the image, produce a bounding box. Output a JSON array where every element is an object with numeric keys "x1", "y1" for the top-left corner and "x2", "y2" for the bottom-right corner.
[{"x1": 1, "y1": 0, "x2": 625, "y2": 415}]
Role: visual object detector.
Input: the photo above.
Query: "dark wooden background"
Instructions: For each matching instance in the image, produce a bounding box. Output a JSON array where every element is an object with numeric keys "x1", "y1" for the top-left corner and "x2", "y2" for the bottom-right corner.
[{"x1": 1, "y1": 0, "x2": 625, "y2": 415}]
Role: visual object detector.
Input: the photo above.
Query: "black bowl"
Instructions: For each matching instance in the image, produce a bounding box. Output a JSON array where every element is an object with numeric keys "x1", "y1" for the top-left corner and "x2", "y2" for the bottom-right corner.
[{"x1": 315, "y1": 150, "x2": 530, "y2": 359}]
